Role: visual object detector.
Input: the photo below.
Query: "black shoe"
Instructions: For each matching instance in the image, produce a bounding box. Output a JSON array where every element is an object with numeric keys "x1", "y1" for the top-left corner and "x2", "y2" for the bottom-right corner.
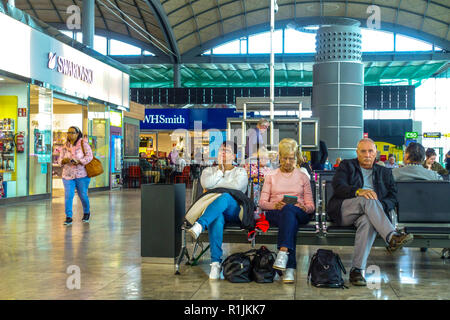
[
  {"x1": 349, "y1": 268, "x2": 367, "y2": 286},
  {"x1": 64, "y1": 217, "x2": 73, "y2": 225},
  {"x1": 82, "y1": 213, "x2": 90, "y2": 222}
]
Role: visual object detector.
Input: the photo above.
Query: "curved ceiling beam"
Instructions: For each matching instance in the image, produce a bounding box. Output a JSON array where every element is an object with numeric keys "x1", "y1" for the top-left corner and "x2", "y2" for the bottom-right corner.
[
  {"x1": 143, "y1": 0, "x2": 180, "y2": 63},
  {"x1": 49, "y1": 23, "x2": 171, "y2": 61},
  {"x1": 182, "y1": 17, "x2": 450, "y2": 59}
]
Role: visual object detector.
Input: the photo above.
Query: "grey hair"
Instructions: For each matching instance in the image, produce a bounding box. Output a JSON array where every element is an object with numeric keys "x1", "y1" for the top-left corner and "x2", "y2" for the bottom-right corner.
[{"x1": 357, "y1": 138, "x2": 376, "y2": 149}]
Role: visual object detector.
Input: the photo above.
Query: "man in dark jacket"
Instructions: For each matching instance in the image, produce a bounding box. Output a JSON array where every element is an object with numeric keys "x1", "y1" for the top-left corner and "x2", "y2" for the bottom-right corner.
[
  {"x1": 310, "y1": 140, "x2": 328, "y2": 170},
  {"x1": 327, "y1": 138, "x2": 413, "y2": 286}
]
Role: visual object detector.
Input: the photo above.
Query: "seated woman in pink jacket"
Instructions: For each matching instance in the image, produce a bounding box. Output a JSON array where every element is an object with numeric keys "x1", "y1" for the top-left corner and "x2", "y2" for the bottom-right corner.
[{"x1": 259, "y1": 138, "x2": 315, "y2": 283}]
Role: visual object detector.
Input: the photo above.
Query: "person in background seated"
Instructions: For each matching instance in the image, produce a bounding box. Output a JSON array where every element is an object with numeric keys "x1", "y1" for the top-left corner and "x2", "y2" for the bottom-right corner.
[
  {"x1": 327, "y1": 138, "x2": 413, "y2": 286},
  {"x1": 445, "y1": 150, "x2": 450, "y2": 171},
  {"x1": 139, "y1": 152, "x2": 153, "y2": 183},
  {"x1": 423, "y1": 148, "x2": 449, "y2": 176},
  {"x1": 333, "y1": 157, "x2": 342, "y2": 170},
  {"x1": 385, "y1": 154, "x2": 399, "y2": 169},
  {"x1": 393, "y1": 142, "x2": 442, "y2": 181},
  {"x1": 187, "y1": 141, "x2": 249, "y2": 280},
  {"x1": 259, "y1": 138, "x2": 315, "y2": 284}
]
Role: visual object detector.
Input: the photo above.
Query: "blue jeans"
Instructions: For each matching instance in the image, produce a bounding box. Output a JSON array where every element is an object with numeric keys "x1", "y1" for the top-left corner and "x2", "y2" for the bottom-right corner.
[
  {"x1": 63, "y1": 177, "x2": 91, "y2": 218},
  {"x1": 197, "y1": 193, "x2": 241, "y2": 263},
  {"x1": 266, "y1": 204, "x2": 310, "y2": 269}
]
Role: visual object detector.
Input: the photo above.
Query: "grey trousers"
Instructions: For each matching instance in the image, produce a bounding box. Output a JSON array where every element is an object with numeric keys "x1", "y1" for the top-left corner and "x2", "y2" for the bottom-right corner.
[{"x1": 341, "y1": 197, "x2": 396, "y2": 270}]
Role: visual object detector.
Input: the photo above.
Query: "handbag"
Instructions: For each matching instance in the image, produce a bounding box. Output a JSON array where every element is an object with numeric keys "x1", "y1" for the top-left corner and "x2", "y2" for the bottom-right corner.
[
  {"x1": 222, "y1": 249, "x2": 256, "y2": 283},
  {"x1": 81, "y1": 140, "x2": 104, "y2": 178},
  {"x1": 251, "y1": 246, "x2": 276, "y2": 283}
]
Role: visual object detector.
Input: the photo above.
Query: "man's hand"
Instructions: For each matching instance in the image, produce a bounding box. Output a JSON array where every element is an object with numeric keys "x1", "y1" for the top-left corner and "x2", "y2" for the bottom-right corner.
[
  {"x1": 274, "y1": 201, "x2": 286, "y2": 210},
  {"x1": 357, "y1": 189, "x2": 378, "y2": 200}
]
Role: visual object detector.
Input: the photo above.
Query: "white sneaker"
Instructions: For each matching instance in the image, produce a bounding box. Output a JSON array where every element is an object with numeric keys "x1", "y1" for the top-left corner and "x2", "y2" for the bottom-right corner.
[
  {"x1": 273, "y1": 250, "x2": 289, "y2": 271},
  {"x1": 209, "y1": 262, "x2": 221, "y2": 280},
  {"x1": 188, "y1": 222, "x2": 202, "y2": 240},
  {"x1": 283, "y1": 268, "x2": 295, "y2": 284}
]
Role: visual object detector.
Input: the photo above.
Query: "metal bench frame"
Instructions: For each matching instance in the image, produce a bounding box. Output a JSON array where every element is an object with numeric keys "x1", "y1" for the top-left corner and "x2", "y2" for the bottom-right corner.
[{"x1": 175, "y1": 175, "x2": 450, "y2": 274}]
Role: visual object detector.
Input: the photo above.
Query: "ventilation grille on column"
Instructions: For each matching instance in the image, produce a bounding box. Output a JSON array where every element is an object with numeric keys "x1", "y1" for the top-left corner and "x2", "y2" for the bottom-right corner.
[{"x1": 315, "y1": 26, "x2": 362, "y2": 63}]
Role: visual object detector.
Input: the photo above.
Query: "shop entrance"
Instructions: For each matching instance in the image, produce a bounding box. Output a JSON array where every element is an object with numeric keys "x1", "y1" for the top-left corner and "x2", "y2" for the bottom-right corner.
[{"x1": 51, "y1": 98, "x2": 85, "y2": 197}]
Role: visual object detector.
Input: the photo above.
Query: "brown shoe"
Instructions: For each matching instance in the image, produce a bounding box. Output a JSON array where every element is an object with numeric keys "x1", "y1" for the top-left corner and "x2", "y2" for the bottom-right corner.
[
  {"x1": 349, "y1": 269, "x2": 366, "y2": 286},
  {"x1": 387, "y1": 233, "x2": 414, "y2": 253}
]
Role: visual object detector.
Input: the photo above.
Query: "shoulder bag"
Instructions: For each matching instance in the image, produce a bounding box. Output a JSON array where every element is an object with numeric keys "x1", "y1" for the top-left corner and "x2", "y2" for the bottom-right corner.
[{"x1": 81, "y1": 140, "x2": 104, "y2": 178}]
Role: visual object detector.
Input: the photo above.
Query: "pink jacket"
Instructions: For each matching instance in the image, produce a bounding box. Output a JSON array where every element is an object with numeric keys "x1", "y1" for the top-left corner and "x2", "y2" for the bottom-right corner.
[
  {"x1": 259, "y1": 168, "x2": 315, "y2": 213},
  {"x1": 58, "y1": 138, "x2": 94, "y2": 180}
]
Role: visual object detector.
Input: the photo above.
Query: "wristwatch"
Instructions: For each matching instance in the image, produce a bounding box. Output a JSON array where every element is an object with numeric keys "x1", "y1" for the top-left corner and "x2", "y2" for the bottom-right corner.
[{"x1": 355, "y1": 189, "x2": 361, "y2": 197}]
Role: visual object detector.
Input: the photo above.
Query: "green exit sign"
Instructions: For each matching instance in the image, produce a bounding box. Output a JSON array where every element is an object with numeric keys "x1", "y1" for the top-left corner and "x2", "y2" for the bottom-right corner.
[{"x1": 405, "y1": 132, "x2": 418, "y2": 139}]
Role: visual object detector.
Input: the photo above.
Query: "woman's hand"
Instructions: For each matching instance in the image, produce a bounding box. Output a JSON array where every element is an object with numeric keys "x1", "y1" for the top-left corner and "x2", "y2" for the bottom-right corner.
[
  {"x1": 61, "y1": 158, "x2": 71, "y2": 165},
  {"x1": 70, "y1": 159, "x2": 81, "y2": 165},
  {"x1": 274, "y1": 201, "x2": 286, "y2": 210}
]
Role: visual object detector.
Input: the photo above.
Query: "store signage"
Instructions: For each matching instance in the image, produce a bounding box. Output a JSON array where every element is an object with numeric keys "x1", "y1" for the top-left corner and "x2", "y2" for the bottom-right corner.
[
  {"x1": 405, "y1": 132, "x2": 418, "y2": 139},
  {"x1": 0, "y1": 13, "x2": 129, "y2": 108},
  {"x1": 48, "y1": 52, "x2": 94, "y2": 84},
  {"x1": 423, "y1": 132, "x2": 441, "y2": 138},
  {"x1": 141, "y1": 109, "x2": 189, "y2": 130}
]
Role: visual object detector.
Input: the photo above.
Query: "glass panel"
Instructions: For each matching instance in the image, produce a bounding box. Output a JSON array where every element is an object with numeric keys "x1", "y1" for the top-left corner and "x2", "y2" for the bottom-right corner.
[
  {"x1": 110, "y1": 39, "x2": 142, "y2": 55},
  {"x1": 395, "y1": 34, "x2": 433, "y2": 51},
  {"x1": 88, "y1": 102, "x2": 110, "y2": 188},
  {"x1": 29, "y1": 85, "x2": 52, "y2": 195},
  {"x1": 213, "y1": 39, "x2": 241, "y2": 54},
  {"x1": 52, "y1": 99, "x2": 83, "y2": 192},
  {"x1": 284, "y1": 29, "x2": 316, "y2": 53},
  {"x1": 361, "y1": 28, "x2": 394, "y2": 52},
  {"x1": 0, "y1": 79, "x2": 28, "y2": 198},
  {"x1": 94, "y1": 35, "x2": 107, "y2": 55},
  {"x1": 248, "y1": 30, "x2": 283, "y2": 54}
]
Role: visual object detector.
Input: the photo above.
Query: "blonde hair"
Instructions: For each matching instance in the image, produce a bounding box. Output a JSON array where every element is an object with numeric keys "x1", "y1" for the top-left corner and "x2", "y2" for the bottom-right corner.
[{"x1": 278, "y1": 138, "x2": 299, "y2": 159}]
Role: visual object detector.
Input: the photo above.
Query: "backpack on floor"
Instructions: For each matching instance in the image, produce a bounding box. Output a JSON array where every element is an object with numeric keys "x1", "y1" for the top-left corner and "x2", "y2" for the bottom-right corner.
[
  {"x1": 307, "y1": 249, "x2": 348, "y2": 289},
  {"x1": 251, "y1": 246, "x2": 276, "y2": 283},
  {"x1": 222, "y1": 249, "x2": 256, "y2": 283}
]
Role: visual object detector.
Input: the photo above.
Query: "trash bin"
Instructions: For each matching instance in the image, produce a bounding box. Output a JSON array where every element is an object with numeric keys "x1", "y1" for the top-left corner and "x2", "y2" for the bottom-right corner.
[{"x1": 141, "y1": 183, "x2": 186, "y2": 263}]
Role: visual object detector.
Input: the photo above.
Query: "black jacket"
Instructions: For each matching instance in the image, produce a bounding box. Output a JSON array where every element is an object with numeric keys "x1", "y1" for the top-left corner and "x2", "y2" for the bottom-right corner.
[
  {"x1": 197, "y1": 187, "x2": 256, "y2": 231},
  {"x1": 327, "y1": 158, "x2": 398, "y2": 225}
]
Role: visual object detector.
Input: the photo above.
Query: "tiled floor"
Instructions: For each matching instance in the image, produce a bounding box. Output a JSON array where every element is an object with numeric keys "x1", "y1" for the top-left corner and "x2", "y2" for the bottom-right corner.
[{"x1": 0, "y1": 189, "x2": 449, "y2": 300}]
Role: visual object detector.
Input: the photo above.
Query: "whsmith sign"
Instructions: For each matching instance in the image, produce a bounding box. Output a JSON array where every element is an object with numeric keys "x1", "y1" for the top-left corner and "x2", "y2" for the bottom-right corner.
[{"x1": 140, "y1": 109, "x2": 189, "y2": 130}]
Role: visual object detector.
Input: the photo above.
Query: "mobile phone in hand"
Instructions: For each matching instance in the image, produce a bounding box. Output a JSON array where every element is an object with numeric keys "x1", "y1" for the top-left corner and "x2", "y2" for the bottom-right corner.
[
  {"x1": 282, "y1": 195, "x2": 298, "y2": 205},
  {"x1": 70, "y1": 159, "x2": 77, "y2": 164}
]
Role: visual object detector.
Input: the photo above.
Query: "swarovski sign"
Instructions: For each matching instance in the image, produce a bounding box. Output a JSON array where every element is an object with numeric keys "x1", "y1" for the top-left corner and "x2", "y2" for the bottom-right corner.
[{"x1": 48, "y1": 52, "x2": 94, "y2": 84}]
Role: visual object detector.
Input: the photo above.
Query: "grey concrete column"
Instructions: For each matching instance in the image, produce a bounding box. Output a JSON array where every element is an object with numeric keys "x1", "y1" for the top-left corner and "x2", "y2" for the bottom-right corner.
[
  {"x1": 312, "y1": 20, "x2": 364, "y2": 163},
  {"x1": 82, "y1": 0, "x2": 95, "y2": 48},
  {"x1": 173, "y1": 63, "x2": 181, "y2": 88}
]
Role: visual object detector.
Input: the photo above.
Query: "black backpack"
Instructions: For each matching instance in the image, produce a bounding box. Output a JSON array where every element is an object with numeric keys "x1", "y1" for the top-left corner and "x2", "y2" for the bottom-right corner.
[
  {"x1": 222, "y1": 249, "x2": 256, "y2": 283},
  {"x1": 308, "y1": 249, "x2": 348, "y2": 289},
  {"x1": 251, "y1": 246, "x2": 276, "y2": 283}
]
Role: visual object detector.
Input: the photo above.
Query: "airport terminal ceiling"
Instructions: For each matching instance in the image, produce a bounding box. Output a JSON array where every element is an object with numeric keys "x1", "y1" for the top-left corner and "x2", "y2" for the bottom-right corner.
[{"x1": 8, "y1": 0, "x2": 449, "y2": 86}]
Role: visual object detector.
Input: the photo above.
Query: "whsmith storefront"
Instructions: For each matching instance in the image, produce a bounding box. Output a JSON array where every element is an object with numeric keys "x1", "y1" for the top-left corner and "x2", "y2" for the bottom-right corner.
[
  {"x1": 0, "y1": 8, "x2": 130, "y2": 203},
  {"x1": 140, "y1": 108, "x2": 249, "y2": 160}
]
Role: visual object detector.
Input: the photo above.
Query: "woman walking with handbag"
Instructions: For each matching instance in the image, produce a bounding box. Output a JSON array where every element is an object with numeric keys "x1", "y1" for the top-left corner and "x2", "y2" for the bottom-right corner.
[{"x1": 58, "y1": 126, "x2": 94, "y2": 225}]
